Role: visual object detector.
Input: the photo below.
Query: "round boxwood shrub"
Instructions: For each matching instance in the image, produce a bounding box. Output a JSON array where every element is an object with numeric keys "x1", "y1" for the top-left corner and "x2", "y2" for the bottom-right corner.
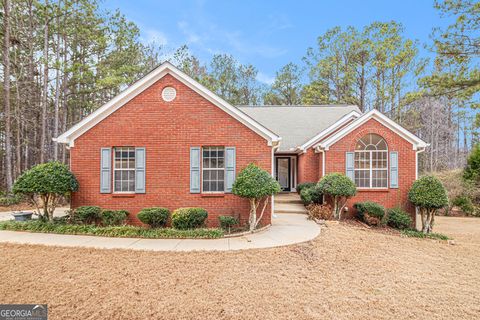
[
  {"x1": 74, "y1": 206, "x2": 102, "y2": 224},
  {"x1": 172, "y1": 207, "x2": 208, "y2": 230},
  {"x1": 137, "y1": 207, "x2": 170, "y2": 228},
  {"x1": 296, "y1": 182, "x2": 317, "y2": 194},
  {"x1": 102, "y1": 210, "x2": 129, "y2": 226},
  {"x1": 317, "y1": 173, "x2": 356, "y2": 219},
  {"x1": 408, "y1": 175, "x2": 448, "y2": 233},
  {"x1": 387, "y1": 207, "x2": 412, "y2": 229},
  {"x1": 354, "y1": 201, "x2": 385, "y2": 226},
  {"x1": 300, "y1": 185, "x2": 323, "y2": 205},
  {"x1": 218, "y1": 215, "x2": 239, "y2": 233}
]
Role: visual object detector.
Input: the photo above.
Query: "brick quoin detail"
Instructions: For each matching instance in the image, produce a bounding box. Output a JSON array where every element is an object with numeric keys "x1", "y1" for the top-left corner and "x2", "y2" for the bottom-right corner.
[
  {"x1": 324, "y1": 118, "x2": 417, "y2": 220},
  {"x1": 70, "y1": 74, "x2": 272, "y2": 227}
]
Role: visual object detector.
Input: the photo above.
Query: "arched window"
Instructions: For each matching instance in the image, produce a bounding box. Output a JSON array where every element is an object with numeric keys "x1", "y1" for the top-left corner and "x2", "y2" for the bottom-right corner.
[{"x1": 354, "y1": 134, "x2": 388, "y2": 188}]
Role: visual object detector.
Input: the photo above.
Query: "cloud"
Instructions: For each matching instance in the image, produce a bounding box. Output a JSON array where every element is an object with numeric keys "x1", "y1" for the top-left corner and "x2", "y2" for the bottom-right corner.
[
  {"x1": 257, "y1": 72, "x2": 275, "y2": 85},
  {"x1": 142, "y1": 29, "x2": 168, "y2": 46}
]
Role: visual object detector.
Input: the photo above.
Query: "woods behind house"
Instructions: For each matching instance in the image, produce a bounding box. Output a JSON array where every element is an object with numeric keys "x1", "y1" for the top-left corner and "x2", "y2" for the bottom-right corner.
[{"x1": 1, "y1": 0, "x2": 479, "y2": 191}]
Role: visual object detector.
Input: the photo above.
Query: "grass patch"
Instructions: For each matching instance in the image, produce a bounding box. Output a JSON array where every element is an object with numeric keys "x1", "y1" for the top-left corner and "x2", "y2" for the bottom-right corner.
[
  {"x1": 401, "y1": 229, "x2": 449, "y2": 241},
  {"x1": 0, "y1": 221, "x2": 224, "y2": 239}
]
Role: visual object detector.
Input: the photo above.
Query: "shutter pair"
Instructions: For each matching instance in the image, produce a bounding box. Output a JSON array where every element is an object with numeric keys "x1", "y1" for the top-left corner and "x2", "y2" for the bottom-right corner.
[
  {"x1": 100, "y1": 147, "x2": 146, "y2": 193},
  {"x1": 190, "y1": 147, "x2": 236, "y2": 193},
  {"x1": 345, "y1": 151, "x2": 399, "y2": 188}
]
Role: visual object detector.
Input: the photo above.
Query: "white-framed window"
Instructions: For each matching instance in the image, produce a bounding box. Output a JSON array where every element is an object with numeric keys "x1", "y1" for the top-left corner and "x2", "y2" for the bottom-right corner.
[
  {"x1": 354, "y1": 134, "x2": 388, "y2": 188},
  {"x1": 114, "y1": 147, "x2": 136, "y2": 192},
  {"x1": 202, "y1": 146, "x2": 225, "y2": 192}
]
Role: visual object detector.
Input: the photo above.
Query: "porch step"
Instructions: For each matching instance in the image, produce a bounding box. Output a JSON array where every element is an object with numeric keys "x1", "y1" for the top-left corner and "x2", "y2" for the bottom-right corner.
[
  {"x1": 274, "y1": 202, "x2": 307, "y2": 214},
  {"x1": 274, "y1": 192, "x2": 303, "y2": 205}
]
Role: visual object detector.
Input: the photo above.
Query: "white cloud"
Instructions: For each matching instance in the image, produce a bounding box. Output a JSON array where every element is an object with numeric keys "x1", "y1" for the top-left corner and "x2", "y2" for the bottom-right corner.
[
  {"x1": 257, "y1": 72, "x2": 275, "y2": 85},
  {"x1": 142, "y1": 29, "x2": 168, "y2": 46}
]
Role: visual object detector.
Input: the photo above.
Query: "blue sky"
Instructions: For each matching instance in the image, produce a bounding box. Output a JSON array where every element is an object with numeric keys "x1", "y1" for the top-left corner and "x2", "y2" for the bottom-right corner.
[{"x1": 104, "y1": 0, "x2": 450, "y2": 85}]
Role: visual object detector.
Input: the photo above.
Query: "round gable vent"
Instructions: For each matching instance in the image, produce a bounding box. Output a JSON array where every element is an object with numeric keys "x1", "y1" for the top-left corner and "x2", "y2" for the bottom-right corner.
[{"x1": 161, "y1": 86, "x2": 177, "y2": 102}]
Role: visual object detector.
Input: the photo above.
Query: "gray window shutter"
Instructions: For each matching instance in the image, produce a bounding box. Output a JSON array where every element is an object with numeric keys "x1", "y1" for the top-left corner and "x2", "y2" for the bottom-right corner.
[
  {"x1": 346, "y1": 152, "x2": 355, "y2": 181},
  {"x1": 390, "y1": 151, "x2": 399, "y2": 188},
  {"x1": 190, "y1": 147, "x2": 201, "y2": 193},
  {"x1": 100, "y1": 148, "x2": 111, "y2": 193},
  {"x1": 225, "y1": 147, "x2": 236, "y2": 192},
  {"x1": 135, "y1": 147, "x2": 146, "y2": 193}
]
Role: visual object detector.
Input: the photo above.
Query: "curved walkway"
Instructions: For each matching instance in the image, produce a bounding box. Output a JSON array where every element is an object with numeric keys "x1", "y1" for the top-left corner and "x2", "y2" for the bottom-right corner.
[{"x1": 0, "y1": 213, "x2": 320, "y2": 251}]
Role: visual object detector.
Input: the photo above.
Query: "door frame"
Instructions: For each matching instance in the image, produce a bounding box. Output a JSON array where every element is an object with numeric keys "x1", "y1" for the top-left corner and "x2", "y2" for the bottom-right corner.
[{"x1": 275, "y1": 157, "x2": 291, "y2": 192}]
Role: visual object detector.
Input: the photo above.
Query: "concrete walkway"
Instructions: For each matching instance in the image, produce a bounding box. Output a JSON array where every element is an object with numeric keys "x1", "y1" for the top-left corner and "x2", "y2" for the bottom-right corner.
[{"x1": 0, "y1": 213, "x2": 320, "y2": 252}]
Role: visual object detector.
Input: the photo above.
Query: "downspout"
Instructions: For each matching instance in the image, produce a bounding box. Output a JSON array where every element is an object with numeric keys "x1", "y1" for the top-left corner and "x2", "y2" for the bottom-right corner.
[
  {"x1": 272, "y1": 141, "x2": 280, "y2": 219},
  {"x1": 415, "y1": 146, "x2": 427, "y2": 231}
]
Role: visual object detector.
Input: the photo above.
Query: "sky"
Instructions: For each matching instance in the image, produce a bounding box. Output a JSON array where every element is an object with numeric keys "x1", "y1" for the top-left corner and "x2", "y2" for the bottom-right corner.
[{"x1": 103, "y1": 0, "x2": 451, "y2": 85}]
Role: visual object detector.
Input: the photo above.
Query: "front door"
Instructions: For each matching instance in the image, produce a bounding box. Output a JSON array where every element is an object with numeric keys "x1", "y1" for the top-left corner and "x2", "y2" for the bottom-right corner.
[{"x1": 276, "y1": 157, "x2": 291, "y2": 191}]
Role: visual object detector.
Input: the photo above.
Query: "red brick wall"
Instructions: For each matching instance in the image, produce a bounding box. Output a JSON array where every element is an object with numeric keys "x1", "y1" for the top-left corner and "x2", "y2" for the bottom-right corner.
[
  {"x1": 324, "y1": 118, "x2": 416, "y2": 220},
  {"x1": 70, "y1": 74, "x2": 273, "y2": 227},
  {"x1": 297, "y1": 149, "x2": 320, "y2": 184}
]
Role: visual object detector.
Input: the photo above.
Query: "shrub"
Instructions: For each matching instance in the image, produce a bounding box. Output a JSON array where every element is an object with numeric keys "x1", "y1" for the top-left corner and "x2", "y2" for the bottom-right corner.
[
  {"x1": 408, "y1": 175, "x2": 449, "y2": 234},
  {"x1": 218, "y1": 216, "x2": 239, "y2": 233},
  {"x1": 354, "y1": 201, "x2": 385, "y2": 226},
  {"x1": 0, "y1": 193, "x2": 24, "y2": 206},
  {"x1": 137, "y1": 207, "x2": 170, "y2": 228},
  {"x1": 306, "y1": 204, "x2": 333, "y2": 220},
  {"x1": 452, "y1": 195, "x2": 475, "y2": 215},
  {"x1": 296, "y1": 182, "x2": 317, "y2": 194},
  {"x1": 464, "y1": 143, "x2": 480, "y2": 184},
  {"x1": 74, "y1": 206, "x2": 101, "y2": 224},
  {"x1": 433, "y1": 169, "x2": 479, "y2": 215},
  {"x1": 13, "y1": 161, "x2": 79, "y2": 221},
  {"x1": 317, "y1": 173, "x2": 356, "y2": 219},
  {"x1": 172, "y1": 207, "x2": 208, "y2": 230},
  {"x1": 300, "y1": 185, "x2": 323, "y2": 205},
  {"x1": 387, "y1": 207, "x2": 412, "y2": 229},
  {"x1": 401, "y1": 229, "x2": 449, "y2": 241},
  {"x1": 232, "y1": 163, "x2": 281, "y2": 231},
  {"x1": 0, "y1": 220, "x2": 224, "y2": 239},
  {"x1": 102, "y1": 210, "x2": 129, "y2": 226}
]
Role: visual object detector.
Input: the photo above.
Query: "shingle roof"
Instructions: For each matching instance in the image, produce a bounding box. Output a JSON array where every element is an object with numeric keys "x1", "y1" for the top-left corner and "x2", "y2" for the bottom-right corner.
[{"x1": 237, "y1": 105, "x2": 361, "y2": 151}]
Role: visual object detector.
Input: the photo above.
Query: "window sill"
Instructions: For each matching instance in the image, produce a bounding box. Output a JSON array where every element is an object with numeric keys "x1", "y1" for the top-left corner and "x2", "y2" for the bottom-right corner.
[
  {"x1": 201, "y1": 193, "x2": 225, "y2": 198},
  {"x1": 357, "y1": 188, "x2": 389, "y2": 192},
  {"x1": 112, "y1": 193, "x2": 136, "y2": 198}
]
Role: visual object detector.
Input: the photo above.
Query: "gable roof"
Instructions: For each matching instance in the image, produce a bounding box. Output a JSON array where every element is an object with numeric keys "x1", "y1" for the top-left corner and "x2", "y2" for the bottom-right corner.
[
  {"x1": 54, "y1": 62, "x2": 281, "y2": 147},
  {"x1": 315, "y1": 109, "x2": 429, "y2": 151},
  {"x1": 237, "y1": 105, "x2": 361, "y2": 152}
]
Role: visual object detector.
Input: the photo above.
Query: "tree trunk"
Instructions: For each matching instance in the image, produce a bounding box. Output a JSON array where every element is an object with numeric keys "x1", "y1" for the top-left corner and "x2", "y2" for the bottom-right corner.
[
  {"x1": 40, "y1": 0, "x2": 49, "y2": 163},
  {"x1": 3, "y1": 0, "x2": 14, "y2": 191},
  {"x1": 249, "y1": 198, "x2": 257, "y2": 232},
  {"x1": 53, "y1": 4, "x2": 61, "y2": 161}
]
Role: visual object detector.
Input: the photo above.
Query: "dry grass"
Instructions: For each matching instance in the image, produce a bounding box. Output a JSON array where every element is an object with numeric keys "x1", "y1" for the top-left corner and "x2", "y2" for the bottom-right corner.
[{"x1": 1, "y1": 216, "x2": 479, "y2": 320}]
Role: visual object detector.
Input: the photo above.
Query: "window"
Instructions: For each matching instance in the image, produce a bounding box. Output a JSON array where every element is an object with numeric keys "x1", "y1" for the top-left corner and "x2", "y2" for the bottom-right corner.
[
  {"x1": 354, "y1": 134, "x2": 388, "y2": 188},
  {"x1": 202, "y1": 147, "x2": 225, "y2": 192},
  {"x1": 114, "y1": 147, "x2": 136, "y2": 192}
]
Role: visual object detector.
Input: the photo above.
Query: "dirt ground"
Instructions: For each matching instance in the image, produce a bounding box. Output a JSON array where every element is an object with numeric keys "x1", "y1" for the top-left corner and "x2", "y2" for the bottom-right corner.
[{"x1": 1, "y1": 216, "x2": 479, "y2": 320}]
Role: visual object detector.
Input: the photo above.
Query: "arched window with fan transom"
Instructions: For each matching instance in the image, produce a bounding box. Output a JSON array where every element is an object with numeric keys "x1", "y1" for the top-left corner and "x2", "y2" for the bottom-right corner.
[{"x1": 354, "y1": 133, "x2": 388, "y2": 188}]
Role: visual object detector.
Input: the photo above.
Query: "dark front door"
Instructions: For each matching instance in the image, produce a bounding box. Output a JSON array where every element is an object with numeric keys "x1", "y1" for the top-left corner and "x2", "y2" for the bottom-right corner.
[{"x1": 276, "y1": 157, "x2": 291, "y2": 191}]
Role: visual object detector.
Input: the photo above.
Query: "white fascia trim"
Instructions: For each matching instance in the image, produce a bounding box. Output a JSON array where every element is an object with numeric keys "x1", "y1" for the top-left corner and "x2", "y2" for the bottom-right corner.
[
  {"x1": 316, "y1": 109, "x2": 429, "y2": 151},
  {"x1": 299, "y1": 111, "x2": 361, "y2": 151},
  {"x1": 54, "y1": 61, "x2": 281, "y2": 147}
]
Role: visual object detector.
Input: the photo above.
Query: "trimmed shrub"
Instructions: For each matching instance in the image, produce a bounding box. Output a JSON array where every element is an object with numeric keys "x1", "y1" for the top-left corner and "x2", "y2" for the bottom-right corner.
[
  {"x1": 74, "y1": 206, "x2": 101, "y2": 224},
  {"x1": 318, "y1": 173, "x2": 356, "y2": 219},
  {"x1": 306, "y1": 204, "x2": 333, "y2": 220},
  {"x1": 387, "y1": 207, "x2": 412, "y2": 229},
  {"x1": 409, "y1": 175, "x2": 448, "y2": 233},
  {"x1": 137, "y1": 207, "x2": 170, "y2": 228},
  {"x1": 354, "y1": 201, "x2": 385, "y2": 226},
  {"x1": 452, "y1": 195, "x2": 475, "y2": 215},
  {"x1": 296, "y1": 182, "x2": 316, "y2": 194},
  {"x1": 172, "y1": 207, "x2": 208, "y2": 230},
  {"x1": 218, "y1": 216, "x2": 239, "y2": 233},
  {"x1": 0, "y1": 193, "x2": 24, "y2": 206},
  {"x1": 13, "y1": 161, "x2": 79, "y2": 221},
  {"x1": 232, "y1": 163, "x2": 281, "y2": 231},
  {"x1": 300, "y1": 185, "x2": 323, "y2": 205},
  {"x1": 102, "y1": 210, "x2": 129, "y2": 226}
]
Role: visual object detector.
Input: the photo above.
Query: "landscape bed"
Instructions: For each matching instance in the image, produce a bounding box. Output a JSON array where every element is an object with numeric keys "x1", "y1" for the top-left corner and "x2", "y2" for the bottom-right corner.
[{"x1": 0, "y1": 220, "x2": 224, "y2": 239}]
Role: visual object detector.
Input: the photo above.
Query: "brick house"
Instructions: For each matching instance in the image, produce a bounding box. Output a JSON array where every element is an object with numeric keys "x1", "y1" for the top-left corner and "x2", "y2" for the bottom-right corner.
[{"x1": 55, "y1": 62, "x2": 428, "y2": 228}]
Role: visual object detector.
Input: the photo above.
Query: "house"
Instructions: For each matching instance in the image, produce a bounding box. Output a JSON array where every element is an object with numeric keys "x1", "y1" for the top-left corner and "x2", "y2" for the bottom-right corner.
[{"x1": 55, "y1": 62, "x2": 428, "y2": 228}]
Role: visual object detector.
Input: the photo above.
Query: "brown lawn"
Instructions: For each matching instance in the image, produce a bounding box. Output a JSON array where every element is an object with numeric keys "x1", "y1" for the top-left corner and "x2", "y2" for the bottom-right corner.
[{"x1": 1, "y1": 216, "x2": 479, "y2": 320}]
